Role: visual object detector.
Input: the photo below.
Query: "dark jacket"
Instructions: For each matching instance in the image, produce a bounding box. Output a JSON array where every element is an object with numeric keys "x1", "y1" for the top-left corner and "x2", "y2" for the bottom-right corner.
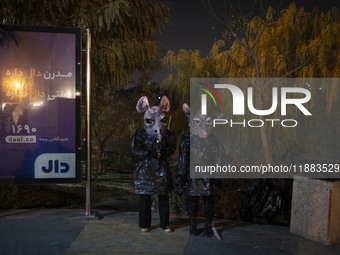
[
  {"x1": 176, "y1": 134, "x2": 223, "y2": 196},
  {"x1": 131, "y1": 129, "x2": 176, "y2": 195}
]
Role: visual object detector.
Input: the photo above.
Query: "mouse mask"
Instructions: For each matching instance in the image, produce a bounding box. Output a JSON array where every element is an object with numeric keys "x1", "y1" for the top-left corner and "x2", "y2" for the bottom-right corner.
[
  {"x1": 182, "y1": 103, "x2": 214, "y2": 139},
  {"x1": 136, "y1": 96, "x2": 170, "y2": 142}
]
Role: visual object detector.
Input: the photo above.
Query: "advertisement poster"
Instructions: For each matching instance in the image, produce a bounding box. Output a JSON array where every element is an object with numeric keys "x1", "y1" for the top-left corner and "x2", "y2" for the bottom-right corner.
[{"x1": 0, "y1": 26, "x2": 81, "y2": 183}]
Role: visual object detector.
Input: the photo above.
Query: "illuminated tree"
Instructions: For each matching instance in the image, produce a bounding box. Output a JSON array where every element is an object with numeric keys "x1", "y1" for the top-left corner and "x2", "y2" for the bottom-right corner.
[{"x1": 162, "y1": 2, "x2": 340, "y2": 164}]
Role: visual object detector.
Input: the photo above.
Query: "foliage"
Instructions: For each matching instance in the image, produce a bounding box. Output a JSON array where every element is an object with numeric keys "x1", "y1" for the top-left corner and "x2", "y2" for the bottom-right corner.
[
  {"x1": 0, "y1": 185, "x2": 19, "y2": 209},
  {"x1": 161, "y1": 3, "x2": 340, "y2": 164},
  {"x1": 169, "y1": 190, "x2": 187, "y2": 215},
  {"x1": 0, "y1": 184, "x2": 85, "y2": 210},
  {"x1": 1, "y1": 0, "x2": 170, "y2": 85},
  {"x1": 0, "y1": 0, "x2": 171, "y2": 179},
  {"x1": 93, "y1": 84, "x2": 162, "y2": 175}
]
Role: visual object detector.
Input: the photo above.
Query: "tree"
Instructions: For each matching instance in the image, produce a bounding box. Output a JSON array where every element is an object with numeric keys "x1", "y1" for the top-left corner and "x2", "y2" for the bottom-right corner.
[
  {"x1": 212, "y1": 2, "x2": 340, "y2": 163},
  {"x1": 162, "y1": 2, "x2": 340, "y2": 164},
  {"x1": 1, "y1": 0, "x2": 170, "y2": 178}
]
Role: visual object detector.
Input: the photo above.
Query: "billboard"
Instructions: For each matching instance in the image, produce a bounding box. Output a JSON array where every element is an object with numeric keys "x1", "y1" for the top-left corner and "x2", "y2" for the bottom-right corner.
[{"x1": 0, "y1": 25, "x2": 81, "y2": 183}]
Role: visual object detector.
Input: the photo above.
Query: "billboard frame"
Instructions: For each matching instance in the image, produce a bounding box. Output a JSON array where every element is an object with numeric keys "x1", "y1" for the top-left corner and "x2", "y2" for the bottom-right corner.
[{"x1": 0, "y1": 25, "x2": 82, "y2": 184}]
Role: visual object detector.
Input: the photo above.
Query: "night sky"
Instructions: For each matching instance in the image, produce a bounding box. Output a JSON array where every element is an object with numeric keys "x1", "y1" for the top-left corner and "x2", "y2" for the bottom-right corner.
[
  {"x1": 158, "y1": 0, "x2": 339, "y2": 56},
  {"x1": 153, "y1": 0, "x2": 339, "y2": 83}
]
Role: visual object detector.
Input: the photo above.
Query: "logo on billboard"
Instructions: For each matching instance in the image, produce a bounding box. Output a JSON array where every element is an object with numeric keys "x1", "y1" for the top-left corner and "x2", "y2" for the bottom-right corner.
[{"x1": 34, "y1": 153, "x2": 75, "y2": 179}]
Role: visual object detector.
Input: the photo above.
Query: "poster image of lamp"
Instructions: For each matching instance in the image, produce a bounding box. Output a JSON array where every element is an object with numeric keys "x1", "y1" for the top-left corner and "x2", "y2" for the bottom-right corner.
[{"x1": 1, "y1": 66, "x2": 76, "y2": 126}]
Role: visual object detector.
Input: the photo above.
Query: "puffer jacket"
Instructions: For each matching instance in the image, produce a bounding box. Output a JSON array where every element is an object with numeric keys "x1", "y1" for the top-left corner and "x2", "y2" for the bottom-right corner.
[
  {"x1": 131, "y1": 129, "x2": 176, "y2": 195},
  {"x1": 176, "y1": 134, "x2": 223, "y2": 196}
]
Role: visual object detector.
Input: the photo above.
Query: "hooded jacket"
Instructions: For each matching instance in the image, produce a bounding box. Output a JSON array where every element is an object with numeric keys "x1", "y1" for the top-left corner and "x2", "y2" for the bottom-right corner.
[{"x1": 131, "y1": 129, "x2": 176, "y2": 195}]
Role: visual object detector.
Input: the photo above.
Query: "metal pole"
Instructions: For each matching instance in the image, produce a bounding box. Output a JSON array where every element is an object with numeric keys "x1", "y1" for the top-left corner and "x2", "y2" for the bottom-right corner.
[{"x1": 85, "y1": 28, "x2": 92, "y2": 216}]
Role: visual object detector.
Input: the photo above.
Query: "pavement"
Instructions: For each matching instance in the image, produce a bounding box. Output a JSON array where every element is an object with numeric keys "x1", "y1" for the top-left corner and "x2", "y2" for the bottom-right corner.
[{"x1": 1, "y1": 209, "x2": 340, "y2": 255}]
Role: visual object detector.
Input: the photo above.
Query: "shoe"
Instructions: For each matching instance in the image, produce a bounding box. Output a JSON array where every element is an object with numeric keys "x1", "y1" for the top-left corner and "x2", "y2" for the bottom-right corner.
[
  {"x1": 141, "y1": 227, "x2": 150, "y2": 232},
  {"x1": 163, "y1": 226, "x2": 173, "y2": 233},
  {"x1": 203, "y1": 218, "x2": 213, "y2": 238},
  {"x1": 189, "y1": 215, "x2": 197, "y2": 236}
]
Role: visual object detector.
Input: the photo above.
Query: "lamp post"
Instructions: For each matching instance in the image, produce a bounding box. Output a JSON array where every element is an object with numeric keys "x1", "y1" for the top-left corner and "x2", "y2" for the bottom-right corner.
[{"x1": 85, "y1": 28, "x2": 92, "y2": 216}]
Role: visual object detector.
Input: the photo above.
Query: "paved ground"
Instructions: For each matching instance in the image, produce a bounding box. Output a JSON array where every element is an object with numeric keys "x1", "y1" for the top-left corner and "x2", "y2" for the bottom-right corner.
[{"x1": 1, "y1": 209, "x2": 340, "y2": 255}]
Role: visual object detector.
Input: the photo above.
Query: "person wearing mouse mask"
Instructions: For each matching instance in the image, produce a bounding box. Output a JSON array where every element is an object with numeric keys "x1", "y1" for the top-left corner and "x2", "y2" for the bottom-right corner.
[
  {"x1": 177, "y1": 103, "x2": 224, "y2": 237},
  {"x1": 131, "y1": 96, "x2": 176, "y2": 233}
]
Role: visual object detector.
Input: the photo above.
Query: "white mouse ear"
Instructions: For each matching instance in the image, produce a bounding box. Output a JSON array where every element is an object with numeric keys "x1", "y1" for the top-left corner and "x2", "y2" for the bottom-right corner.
[
  {"x1": 136, "y1": 96, "x2": 150, "y2": 113},
  {"x1": 182, "y1": 103, "x2": 190, "y2": 117},
  {"x1": 159, "y1": 96, "x2": 170, "y2": 112}
]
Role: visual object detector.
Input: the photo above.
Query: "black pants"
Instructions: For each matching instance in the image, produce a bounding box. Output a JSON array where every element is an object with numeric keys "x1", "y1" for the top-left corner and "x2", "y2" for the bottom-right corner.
[
  {"x1": 187, "y1": 195, "x2": 214, "y2": 218},
  {"x1": 139, "y1": 194, "x2": 169, "y2": 229}
]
